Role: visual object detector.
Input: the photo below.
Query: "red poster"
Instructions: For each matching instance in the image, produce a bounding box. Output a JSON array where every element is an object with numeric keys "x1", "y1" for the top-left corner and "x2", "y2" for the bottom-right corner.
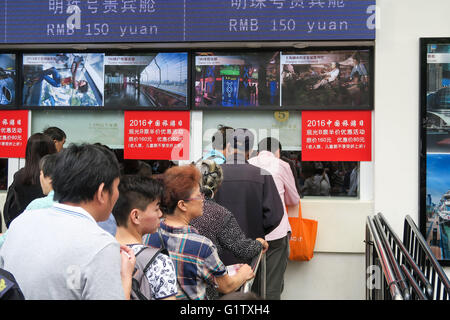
[
  {"x1": 124, "y1": 111, "x2": 190, "y2": 160},
  {"x1": 302, "y1": 111, "x2": 372, "y2": 161},
  {"x1": 0, "y1": 110, "x2": 28, "y2": 158}
]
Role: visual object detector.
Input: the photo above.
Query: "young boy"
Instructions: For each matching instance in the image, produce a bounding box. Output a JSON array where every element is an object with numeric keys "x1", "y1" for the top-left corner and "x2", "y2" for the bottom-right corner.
[
  {"x1": 25, "y1": 153, "x2": 58, "y2": 211},
  {"x1": 113, "y1": 175, "x2": 177, "y2": 300}
]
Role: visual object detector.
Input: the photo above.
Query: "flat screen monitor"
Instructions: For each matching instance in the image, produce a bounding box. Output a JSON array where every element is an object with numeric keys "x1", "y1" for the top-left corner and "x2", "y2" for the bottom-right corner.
[
  {"x1": 419, "y1": 38, "x2": 450, "y2": 266},
  {"x1": 193, "y1": 51, "x2": 280, "y2": 109},
  {"x1": 22, "y1": 53, "x2": 105, "y2": 108},
  {"x1": 0, "y1": 53, "x2": 17, "y2": 108},
  {"x1": 280, "y1": 48, "x2": 373, "y2": 109},
  {"x1": 104, "y1": 52, "x2": 188, "y2": 109}
]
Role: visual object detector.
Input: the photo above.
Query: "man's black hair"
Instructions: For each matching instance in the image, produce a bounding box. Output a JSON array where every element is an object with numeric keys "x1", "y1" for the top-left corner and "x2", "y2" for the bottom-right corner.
[
  {"x1": 39, "y1": 153, "x2": 59, "y2": 179},
  {"x1": 258, "y1": 137, "x2": 282, "y2": 154},
  {"x1": 43, "y1": 126, "x2": 66, "y2": 142},
  {"x1": 212, "y1": 125, "x2": 234, "y2": 151},
  {"x1": 52, "y1": 143, "x2": 120, "y2": 204},
  {"x1": 112, "y1": 175, "x2": 164, "y2": 227},
  {"x1": 231, "y1": 128, "x2": 254, "y2": 154}
]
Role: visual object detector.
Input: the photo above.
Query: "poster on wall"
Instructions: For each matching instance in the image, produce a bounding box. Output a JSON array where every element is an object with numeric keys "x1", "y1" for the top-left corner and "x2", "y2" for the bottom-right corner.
[
  {"x1": 104, "y1": 53, "x2": 188, "y2": 109},
  {"x1": 0, "y1": 110, "x2": 28, "y2": 158},
  {"x1": 420, "y1": 38, "x2": 450, "y2": 266},
  {"x1": 301, "y1": 110, "x2": 371, "y2": 162},
  {"x1": 0, "y1": 54, "x2": 17, "y2": 108},
  {"x1": 425, "y1": 154, "x2": 450, "y2": 261},
  {"x1": 194, "y1": 51, "x2": 280, "y2": 109},
  {"x1": 22, "y1": 53, "x2": 105, "y2": 108},
  {"x1": 281, "y1": 49, "x2": 373, "y2": 109},
  {"x1": 124, "y1": 111, "x2": 190, "y2": 160}
]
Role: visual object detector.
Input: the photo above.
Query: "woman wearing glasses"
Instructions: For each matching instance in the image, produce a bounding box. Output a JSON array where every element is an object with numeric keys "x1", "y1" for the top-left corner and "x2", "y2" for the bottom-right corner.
[
  {"x1": 143, "y1": 164, "x2": 254, "y2": 300},
  {"x1": 190, "y1": 160, "x2": 269, "y2": 299}
]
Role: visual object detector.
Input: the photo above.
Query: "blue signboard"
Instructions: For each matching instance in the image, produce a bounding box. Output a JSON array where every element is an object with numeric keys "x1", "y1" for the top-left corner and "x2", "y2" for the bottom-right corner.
[
  {"x1": 185, "y1": 0, "x2": 376, "y2": 41},
  {"x1": 1, "y1": 0, "x2": 375, "y2": 44}
]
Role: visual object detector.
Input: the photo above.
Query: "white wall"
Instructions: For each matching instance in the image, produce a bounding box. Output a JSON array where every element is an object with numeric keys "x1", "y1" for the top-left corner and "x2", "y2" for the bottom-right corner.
[
  {"x1": 373, "y1": 0, "x2": 450, "y2": 277},
  {"x1": 282, "y1": 0, "x2": 450, "y2": 300},
  {"x1": 283, "y1": 253, "x2": 366, "y2": 300}
]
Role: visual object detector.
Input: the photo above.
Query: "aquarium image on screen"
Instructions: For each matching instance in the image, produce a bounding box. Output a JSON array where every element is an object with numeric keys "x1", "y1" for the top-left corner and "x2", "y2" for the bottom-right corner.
[
  {"x1": 104, "y1": 53, "x2": 188, "y2": 108},
  {"x1": 426, "y1": 43, "x2": 450, "y2": 153},
  {"x1": 281, "y1": 50, "x2": 371, "y2": 109},
  {"x1": 23, "y1": 53, "x2": 104, "y2": 107},
  {"x1": 194, "y1": 52, "x2": 280, "y2": 108},
  {"x1": 425, "y1": 153, "x2": 450, "y2": 261},
  {"x1": 0, "y1": 54, "x2": 16, "y2": 106}
]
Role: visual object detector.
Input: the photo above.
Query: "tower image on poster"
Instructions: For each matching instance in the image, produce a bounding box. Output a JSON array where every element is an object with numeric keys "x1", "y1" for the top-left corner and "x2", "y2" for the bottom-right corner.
[
  {"x1": 194, "y1": 52, "x2": 280, "y2": 108},
  {"x1": 23, "y1": 53, "x2": 104, "y2": 107},
  {"x1": 104, "y1": 53, "x2": 187, "y2": 108}
]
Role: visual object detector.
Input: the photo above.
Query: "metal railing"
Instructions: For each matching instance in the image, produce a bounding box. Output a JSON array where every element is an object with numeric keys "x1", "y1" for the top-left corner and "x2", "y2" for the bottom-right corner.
[
  {"x1": 377, "y1": 213, "x2": 432, "y2": 300},
  {"x1": 366, "y1": 213, "x2": 450, "y2": 300},
  {"x1": 403, "y1": 215, "x2": 450, "y2": 300},
  {"x1": 366, "y1": 215, "x2": 403, "y2": 300}
]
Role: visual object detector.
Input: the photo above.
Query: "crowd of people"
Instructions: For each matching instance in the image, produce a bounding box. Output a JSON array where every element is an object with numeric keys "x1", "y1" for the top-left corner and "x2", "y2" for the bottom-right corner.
[{"x1": 0, "y1": 124, "x2": 302, "y2": 300}]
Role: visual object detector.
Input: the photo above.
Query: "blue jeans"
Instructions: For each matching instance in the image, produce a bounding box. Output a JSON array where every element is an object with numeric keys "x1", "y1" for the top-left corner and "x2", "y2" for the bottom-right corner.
[{"x1": 39, "y1": 67, "x2": 61, "y2": 87}]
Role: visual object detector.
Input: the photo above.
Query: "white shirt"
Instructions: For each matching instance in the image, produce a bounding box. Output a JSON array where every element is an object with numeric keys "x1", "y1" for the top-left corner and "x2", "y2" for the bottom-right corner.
[{"x1": 0, "y1": 203, "x2": 125, "y2": 300}]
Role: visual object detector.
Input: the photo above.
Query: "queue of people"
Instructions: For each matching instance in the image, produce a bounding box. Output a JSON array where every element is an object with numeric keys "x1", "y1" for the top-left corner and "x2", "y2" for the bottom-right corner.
[{"x1": 0, "y1": 124, "x2": 301, "y2": 300}]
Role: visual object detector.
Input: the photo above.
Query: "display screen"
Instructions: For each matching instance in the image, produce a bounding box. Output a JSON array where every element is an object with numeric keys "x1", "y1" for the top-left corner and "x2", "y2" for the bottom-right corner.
[
  {"x1": 420, "y1": 38, "x2": 450, "y2": 266},
  {"x1": 194, "y1": 51, "x2": 280, "y2": 109},
  {"x1": 22, "y1": 53, "x2": 105, "y2": 107},
  {"x1": 22, "y1": 52, "x2": 188, "y2": 109},
  {"x1": 104, "y1": 52, "x2": 188, "y2": 109},
  {"x1": 281, "y1": 49, "x2": 372, "y2": 109},
  {"x1": 425, "y1": 43, "x2": 450, "y2": 153},
  {"x1": 0, "y1": 54, "x2": 17, "y2": 107}
]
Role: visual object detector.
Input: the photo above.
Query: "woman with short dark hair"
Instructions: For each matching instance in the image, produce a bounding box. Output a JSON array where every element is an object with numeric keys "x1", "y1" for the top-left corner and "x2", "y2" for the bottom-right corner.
[{"x1": 43, "y1": 126, "x2": 66, "y2": 152}]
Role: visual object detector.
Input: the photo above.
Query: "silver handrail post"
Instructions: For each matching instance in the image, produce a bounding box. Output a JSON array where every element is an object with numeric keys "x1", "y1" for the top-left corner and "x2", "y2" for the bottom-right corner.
[
  {"x1": 367, "y1": 216, "x2": 403, "y2": 300},
  {"x1": 260, "y1": 253, "x2": 266, "y2": 299}
]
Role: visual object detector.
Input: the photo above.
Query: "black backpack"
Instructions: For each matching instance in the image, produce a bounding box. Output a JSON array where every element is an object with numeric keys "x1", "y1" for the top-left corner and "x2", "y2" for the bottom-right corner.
[
  {"x1": 0, "y1": 268, "x2": 25, "y2": 300},
  {"x1": 131, "y1": 246, "x2": 169, "y2": 300}
]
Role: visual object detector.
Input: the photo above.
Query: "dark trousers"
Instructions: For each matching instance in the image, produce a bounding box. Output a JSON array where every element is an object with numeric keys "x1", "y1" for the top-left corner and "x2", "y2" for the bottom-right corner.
[{"x1": 265, "y1": 234, "x2": 290, "y2": 300}]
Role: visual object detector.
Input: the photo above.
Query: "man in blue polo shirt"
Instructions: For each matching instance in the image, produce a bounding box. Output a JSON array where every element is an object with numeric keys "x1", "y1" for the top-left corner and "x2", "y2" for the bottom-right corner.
[{"x1": 203, "y1": 125, "x2": 234, "y2": 164}]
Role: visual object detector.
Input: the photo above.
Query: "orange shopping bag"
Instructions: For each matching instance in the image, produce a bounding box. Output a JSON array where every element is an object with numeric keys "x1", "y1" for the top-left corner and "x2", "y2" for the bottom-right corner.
[{"x1": 287, "y1": 202, "x2": 318, "y2": 261}]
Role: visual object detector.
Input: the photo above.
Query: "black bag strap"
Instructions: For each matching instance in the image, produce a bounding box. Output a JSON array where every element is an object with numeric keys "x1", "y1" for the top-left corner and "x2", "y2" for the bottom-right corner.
[
  {"x1": 157, "y1": 229, "x2": 169, "y2": 256},
  {"x1": 131, "y1": 279, "x2": 148, "y2": 301},
  {"x1": 131, "y1": 246, "x2": 164, "y2": 301},
  {"x1": 135, "y1": 246, "x2": 163, "y2": 273}
]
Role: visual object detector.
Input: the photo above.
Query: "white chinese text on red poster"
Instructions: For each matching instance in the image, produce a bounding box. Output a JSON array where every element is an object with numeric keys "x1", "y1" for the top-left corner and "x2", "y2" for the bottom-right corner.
[
  {"x1": 124, "y1": 111, "x2": 190, "y2": 160},
  {"x1": 0, "y1": 110, "x2": 28, "y2": 158},
  {"x1": 302, "y1": 111, "x2": 371, "y2": 161}
]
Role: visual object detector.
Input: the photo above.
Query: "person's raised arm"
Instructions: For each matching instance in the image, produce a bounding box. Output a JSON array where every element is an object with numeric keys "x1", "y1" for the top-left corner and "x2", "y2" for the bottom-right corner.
[
  {"x1": 119, "y1": 245, "x2": 136, "y2": 300},
  {"x1": 215, "y1": 264, "x2": 254, "y2": 294}
]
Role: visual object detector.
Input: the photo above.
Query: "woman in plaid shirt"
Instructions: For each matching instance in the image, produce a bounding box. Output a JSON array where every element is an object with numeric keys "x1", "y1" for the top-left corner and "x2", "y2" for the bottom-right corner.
[{"x1": 143, "y1": 165, "x2": 254, "y2": 300}]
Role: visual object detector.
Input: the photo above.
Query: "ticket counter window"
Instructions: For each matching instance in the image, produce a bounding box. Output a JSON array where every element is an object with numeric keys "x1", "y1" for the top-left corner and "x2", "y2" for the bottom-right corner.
[{"x1": 202, "y1": 110, "x2": 360, "y2": 198}]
